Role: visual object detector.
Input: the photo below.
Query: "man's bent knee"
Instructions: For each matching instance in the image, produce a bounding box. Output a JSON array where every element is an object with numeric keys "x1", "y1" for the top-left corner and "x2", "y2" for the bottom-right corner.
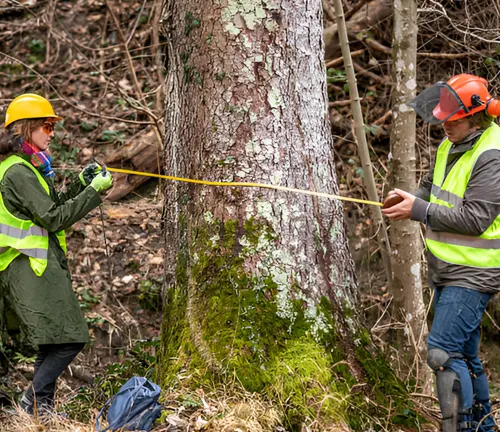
[
  {"x1": 427, "y1": 347, "x2": 452, "y2": 370},
  {"x1": 427, "y1": 348, "x2": 471, "y2": 431}
]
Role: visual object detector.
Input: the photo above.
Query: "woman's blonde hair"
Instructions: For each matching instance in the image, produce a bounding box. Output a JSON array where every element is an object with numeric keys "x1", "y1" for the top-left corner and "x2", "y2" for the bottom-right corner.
[{"x1": 0, "y1": 118, "x2": 46, "y2": 156}]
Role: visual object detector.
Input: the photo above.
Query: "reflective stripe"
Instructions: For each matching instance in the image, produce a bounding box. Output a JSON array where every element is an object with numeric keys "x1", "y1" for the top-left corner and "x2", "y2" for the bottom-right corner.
[
  {"x1": 0, "y1": 156, "x2": 65, "y2": 277},
  {"x1": 17, "y1": 248, "x2": 48, "y2": 259},
  {"x1": 0, "y1": 223, "x2": 47, "y2": 239},
  {"x1": 427, "y1": 228, "x2": 500, "y2": 249},
  {"x1": 431, "y1": 184, "x2": 462, "y2": 207}
]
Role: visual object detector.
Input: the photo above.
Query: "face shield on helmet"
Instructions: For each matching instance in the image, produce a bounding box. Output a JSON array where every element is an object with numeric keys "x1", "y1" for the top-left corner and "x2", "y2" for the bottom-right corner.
[
  {"x1": 407, "y1": 82, "x2": 474, "y2": 125},
  {"x1": 408, "y1": 74, "x2": 500, "y2": 125}
]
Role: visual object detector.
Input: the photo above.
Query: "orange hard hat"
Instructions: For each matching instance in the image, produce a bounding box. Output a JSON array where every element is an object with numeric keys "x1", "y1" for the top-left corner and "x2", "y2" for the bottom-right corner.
[
  {"x1": 409, "y1": 73, "x2": 500, "y2": 124},
  {"x1": 433, "y1": 74, "x2": 491, "y2": 121}
]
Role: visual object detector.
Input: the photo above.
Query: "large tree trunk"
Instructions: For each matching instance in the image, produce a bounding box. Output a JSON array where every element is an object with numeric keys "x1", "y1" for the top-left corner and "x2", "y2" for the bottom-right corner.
[
  {"x1": 388, "y1": 0, "x2": 429, "y2": 387},
  {"x1": 159, "y1": 0, "x2": 412, "y2": 428}
]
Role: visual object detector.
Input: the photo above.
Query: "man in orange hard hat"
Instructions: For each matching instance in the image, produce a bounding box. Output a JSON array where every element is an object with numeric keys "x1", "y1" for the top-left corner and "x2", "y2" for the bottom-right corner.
[{"x1": 383, "y1": 74, "x2": 500, "y2": 432}]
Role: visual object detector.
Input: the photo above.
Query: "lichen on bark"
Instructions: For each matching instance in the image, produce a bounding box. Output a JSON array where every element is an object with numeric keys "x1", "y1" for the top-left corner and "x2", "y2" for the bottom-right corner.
[
  {"x1": 159, "y1": 213, "x2": 420, "y2": 429},
  {"x1": 160, "y1": 0, "x2": 421, "y2": 428}
]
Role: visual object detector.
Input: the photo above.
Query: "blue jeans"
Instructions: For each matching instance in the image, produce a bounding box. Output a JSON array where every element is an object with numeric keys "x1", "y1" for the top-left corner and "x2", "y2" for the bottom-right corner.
[{"x1": 428, "y1": 286, "x2": 494, "y2": 431}]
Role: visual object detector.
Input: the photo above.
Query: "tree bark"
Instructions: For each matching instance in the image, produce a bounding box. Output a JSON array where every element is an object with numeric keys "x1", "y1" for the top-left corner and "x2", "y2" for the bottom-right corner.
[
  {"x1": 389, "y1": 0, "x2": 430, "y2": 387},
  {"x1": 159, "y1": 0, "x2": 413, "y2": 428}
]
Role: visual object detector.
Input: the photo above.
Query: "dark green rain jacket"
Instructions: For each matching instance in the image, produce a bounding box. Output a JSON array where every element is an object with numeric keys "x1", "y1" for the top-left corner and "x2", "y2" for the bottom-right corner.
[{"x1": 0, "y1": 153, "x2": 102, "y2": 346}]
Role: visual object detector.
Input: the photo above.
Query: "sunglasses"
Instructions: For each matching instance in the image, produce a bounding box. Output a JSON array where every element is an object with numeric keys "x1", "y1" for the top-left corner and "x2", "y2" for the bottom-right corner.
[{"x1": 42, "y1": 121, "x2": 56, "y2": 134}]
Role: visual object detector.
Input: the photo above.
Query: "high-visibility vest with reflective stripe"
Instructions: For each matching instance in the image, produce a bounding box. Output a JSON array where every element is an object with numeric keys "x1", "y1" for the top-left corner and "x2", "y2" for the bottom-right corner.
[
  {"x1": 0, "y1": 155, "x2": 66, "y2": 276},
  {"x1": 426, "y1": 123, "x2": 500, "y2": 268}
]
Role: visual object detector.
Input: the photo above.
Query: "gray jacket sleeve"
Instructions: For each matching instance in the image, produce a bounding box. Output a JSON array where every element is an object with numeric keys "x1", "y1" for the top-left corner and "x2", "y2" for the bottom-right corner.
[
  {"x1": 411, "y1": 149, "x2": 500, "y2": 235},
  {"x1": 413, "y1": 159, "x2": 434, "y2": 201}
]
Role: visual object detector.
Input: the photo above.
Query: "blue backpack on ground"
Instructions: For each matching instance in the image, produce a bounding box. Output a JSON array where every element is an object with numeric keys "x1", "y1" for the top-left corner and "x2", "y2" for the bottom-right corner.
[{"x1": 96, "y1": 376, "x2": 162, "y2": 432}]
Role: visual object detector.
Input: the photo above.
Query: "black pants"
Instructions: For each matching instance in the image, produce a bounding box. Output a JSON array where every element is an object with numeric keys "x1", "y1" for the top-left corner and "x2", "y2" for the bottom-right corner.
[{"x1": 21, "y1": 342, "x2": 85, "y2": 413}]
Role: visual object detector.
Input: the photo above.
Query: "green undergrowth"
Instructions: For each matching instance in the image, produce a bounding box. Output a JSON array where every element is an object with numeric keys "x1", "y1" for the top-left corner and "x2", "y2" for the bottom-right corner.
[{"x1": 160, "y1": 214, "x2": 422, "y2": 430}]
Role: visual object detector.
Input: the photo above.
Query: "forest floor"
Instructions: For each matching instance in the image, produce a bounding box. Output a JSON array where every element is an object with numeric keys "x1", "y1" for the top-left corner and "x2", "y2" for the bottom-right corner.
[{"x1": 2, "y1": 0, "x2": 500, "y2": 430}]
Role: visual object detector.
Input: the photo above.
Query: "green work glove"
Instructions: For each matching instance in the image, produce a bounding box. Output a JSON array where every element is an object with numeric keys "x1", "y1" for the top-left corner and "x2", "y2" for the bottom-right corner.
[
  {"x1": 79, "y1": 163, "x2": 101, "y2": 186},
  {"x1": 90, "y1": 171, "x2": 113, "y2": 193}
]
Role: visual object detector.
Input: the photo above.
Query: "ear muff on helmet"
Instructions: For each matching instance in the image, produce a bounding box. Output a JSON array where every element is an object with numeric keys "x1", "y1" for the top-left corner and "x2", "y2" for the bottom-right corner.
[{"x1": 486, "y1": 99, "x2": 500, "y2": 117}]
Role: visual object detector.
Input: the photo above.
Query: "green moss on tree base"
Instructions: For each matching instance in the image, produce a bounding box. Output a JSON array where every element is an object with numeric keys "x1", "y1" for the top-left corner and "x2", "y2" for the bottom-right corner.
[{"x1": 159, "y1": 215, "x2": 422, "y2": 430}]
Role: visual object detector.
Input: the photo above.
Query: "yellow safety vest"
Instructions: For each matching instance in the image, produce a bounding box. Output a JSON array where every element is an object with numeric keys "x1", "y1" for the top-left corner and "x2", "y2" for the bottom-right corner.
[
  {"x1": 426, "y1": 123, "x2": 500, "y2": 268},
  {"x1": 0, "y1": 155, "x2": 66, "y2": 276}
]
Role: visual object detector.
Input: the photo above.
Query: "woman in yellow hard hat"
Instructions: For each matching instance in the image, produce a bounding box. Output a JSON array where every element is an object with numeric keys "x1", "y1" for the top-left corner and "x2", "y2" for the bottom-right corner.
[{"x1": 0, "y1": 94, "x2": 113, "y2": 417}]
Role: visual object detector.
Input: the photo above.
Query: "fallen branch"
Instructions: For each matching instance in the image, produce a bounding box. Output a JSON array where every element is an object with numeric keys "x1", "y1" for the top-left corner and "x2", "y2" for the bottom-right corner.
[
  {"x1": 485, "y1": 310, "x2": 500, "y2": 332},
  {"x1": 418, "y1": 51, "x2": 474, "y2": 59},
  {"x1": 353, "y1": 61, "x2": 389, "y2": 84},
  {"x1": 67, "y1": 364, "x2": 94, "y2": 384},
  {"x1": 328, "y1": 83, "x2": 344, "y2": 92},
  {"x1": 324, "y1": 0, "x2": 392, "y2": 59},
  {"x1": 329, "y1": 99, "x2": 357, "y2": 107},
  {"x1": 105, "y1": 127, "x2": 163, "y2": 201},
  {"x1": 364, "y1": 37, "x2": 392, "y2": 54},
  {"x1": 345, "y1": 0, "x2": 371, "y2": 21},
  {"x1": 363, "y1": 36, "x2": 480, "y2": 59},
  {"x1": 410, "y1": 392, "x2": 438, "y2": 402},
  {"x1": 373, "y1": 110, "x2": 392, "y2": 125},
  {"x1": 325, "y1": 49, "x2": 364, "y2": 69}
]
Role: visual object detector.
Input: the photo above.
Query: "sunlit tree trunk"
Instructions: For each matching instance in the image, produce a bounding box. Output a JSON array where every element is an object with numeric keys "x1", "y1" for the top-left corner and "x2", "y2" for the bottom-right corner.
[
  {"x1": 159, "y1": 0, "x2": 411, "y2": 428},
  {"x1": 389, "y1": 0, "x2": 430, "y2": 388}
]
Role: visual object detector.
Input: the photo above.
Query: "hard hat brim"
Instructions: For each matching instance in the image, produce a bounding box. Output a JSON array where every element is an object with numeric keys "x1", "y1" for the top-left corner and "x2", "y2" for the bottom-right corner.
[{"x1": 4, "y1": 115, "x2": 63, "y2": 128}]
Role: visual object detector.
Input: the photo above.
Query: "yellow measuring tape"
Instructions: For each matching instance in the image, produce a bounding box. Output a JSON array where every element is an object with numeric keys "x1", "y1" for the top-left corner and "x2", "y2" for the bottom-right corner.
[{"x1": 105, "y1": 167, "x2": 383, "y2": 207}]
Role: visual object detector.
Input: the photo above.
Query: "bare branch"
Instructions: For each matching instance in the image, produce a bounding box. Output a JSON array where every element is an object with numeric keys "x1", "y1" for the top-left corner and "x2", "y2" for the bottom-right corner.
[
  {"x1": 345, "y1": 0, "x2": 371, "y2": 21},
  {"x1": 0, "y1": 51, "x2": 155, "y2": 126},
  {"x1": 419, "y1": 1, "x2": 500, "y2": 44},
  {"x1": 325, "y1": 49, "x2": 364, "y2": 69}
]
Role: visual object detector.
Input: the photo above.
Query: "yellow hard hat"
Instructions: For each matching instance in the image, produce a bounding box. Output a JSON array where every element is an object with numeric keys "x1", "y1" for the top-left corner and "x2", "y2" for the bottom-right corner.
[{"x1": 4, "y1": 93, "x2": 62, "y2": 128}]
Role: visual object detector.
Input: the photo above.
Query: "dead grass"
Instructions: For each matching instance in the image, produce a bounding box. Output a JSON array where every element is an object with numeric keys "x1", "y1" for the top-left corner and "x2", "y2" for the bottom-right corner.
[
  {"x1": 0, "y1": 405, "x2": 94, "y2": 432},
  {"x1": 0, "y1": 390, "x2": 352, "y2": 432}
]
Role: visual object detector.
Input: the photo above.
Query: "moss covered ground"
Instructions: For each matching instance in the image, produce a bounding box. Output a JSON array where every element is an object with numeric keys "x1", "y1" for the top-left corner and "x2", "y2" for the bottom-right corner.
[{"x1": 160, "y1": 215, "x2": 424, "y2": 430}]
